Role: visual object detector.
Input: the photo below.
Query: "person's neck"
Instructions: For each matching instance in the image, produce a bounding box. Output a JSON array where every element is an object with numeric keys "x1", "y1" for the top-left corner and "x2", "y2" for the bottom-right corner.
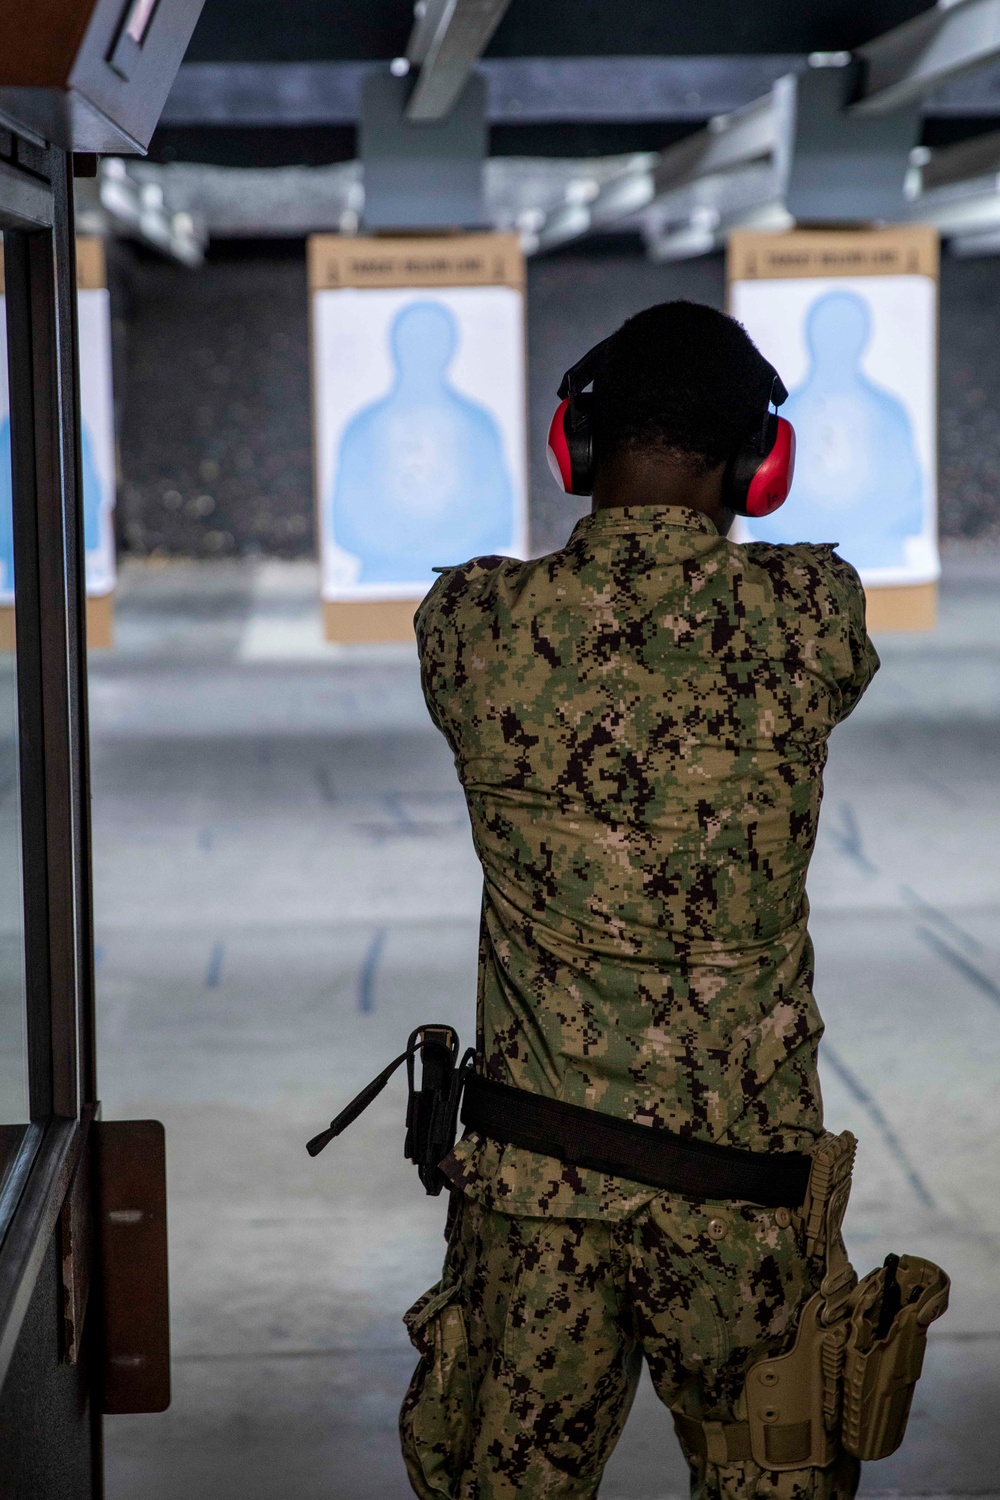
[{"x1": 590, "y1": 450, "x2": 734, "y2": 536}]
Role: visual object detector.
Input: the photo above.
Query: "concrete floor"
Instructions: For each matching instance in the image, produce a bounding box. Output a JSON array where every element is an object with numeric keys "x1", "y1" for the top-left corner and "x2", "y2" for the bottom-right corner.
[{"x1": 92, "y1": 553, "x2": 1000, "y2": 1500}]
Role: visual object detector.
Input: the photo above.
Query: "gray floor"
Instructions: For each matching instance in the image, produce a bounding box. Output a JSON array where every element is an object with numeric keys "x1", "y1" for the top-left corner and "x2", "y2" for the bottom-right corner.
[{"x1": 93, "y1": 553, "x2": 1000, "y2": 1499}]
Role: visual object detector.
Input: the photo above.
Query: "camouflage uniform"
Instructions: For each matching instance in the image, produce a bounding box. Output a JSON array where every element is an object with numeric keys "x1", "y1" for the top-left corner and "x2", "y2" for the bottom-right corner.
[{"x1": 405, "y1": 506, "x2": 879, "y2": 1497}]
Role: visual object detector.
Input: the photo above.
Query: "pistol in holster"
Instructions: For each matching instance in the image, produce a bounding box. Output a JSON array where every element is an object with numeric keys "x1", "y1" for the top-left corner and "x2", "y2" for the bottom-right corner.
[
  {"x1": 306, "y1": 1024, "x2": 472, "y2": 1196},
  {"x1": 675, "y1": 1129, "x2": 950, "y2": 1472},
  {"x1": 312, "y1": 1043, "x2": 950, "y2": 1470}
]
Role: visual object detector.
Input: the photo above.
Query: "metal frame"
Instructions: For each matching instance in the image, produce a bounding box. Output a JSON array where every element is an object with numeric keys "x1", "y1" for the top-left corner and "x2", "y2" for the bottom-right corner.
[
  {"x1": 0, "y1": 140, "x2": 97, "y2": 1391},
  {"x1": 854, "y1": 0, "x2": 1000, "y2": 114},
  {"x1": 405, "y1": 0, "x2": 513, "y2": 121},
  {"x1": 158, "y1": 55, "x2": 1000, "y2": 129}
]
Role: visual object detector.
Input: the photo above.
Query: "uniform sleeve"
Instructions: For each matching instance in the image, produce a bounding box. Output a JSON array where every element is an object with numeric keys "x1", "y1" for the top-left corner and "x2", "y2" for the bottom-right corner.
[
  {"x1": 744, "y1": 541, "x2": 880, "y2": 725},
  {"x1": 414, "y1": 556, "x2": 507, "y2": 751},
  {"x1": 825, "y1": 551, "x2": 880, "y2": 723}
]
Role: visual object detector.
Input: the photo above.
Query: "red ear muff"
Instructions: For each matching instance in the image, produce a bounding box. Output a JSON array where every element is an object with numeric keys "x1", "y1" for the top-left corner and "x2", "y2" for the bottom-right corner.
[
  {"x1": 745, "y1": 416, "x2": 795, "y2": 518},
  {"x1": 546, "y1": 399, "x2": 574, "y2": 492},
  {"x1": 546, "y1": 391, "x2": 596, "y2": 496},
  {"x1": 725, "y1": 414, "x2": 796, "y2": 518},
  {"x1": 549, "y1": 336, "x2": 611, "y2": 497}
]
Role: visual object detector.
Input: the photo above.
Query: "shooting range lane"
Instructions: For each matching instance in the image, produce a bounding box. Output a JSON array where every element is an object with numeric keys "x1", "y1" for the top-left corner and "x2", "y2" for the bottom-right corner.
[{"x1": 90, "y1": 553, "x2": 999, "y2": 1500}]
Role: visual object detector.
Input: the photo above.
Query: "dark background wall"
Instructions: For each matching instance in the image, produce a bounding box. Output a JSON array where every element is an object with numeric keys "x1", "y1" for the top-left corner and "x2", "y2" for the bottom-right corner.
[
  {"x1": 111, "y1": 241, "x2": 314, "y2": 560},
  {"x1": 110, "y1": 239, "x2": 1000, "y2": 562}
]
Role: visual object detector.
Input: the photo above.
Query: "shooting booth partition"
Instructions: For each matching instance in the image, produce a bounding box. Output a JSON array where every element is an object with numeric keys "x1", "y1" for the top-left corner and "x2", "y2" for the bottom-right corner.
[
  {"x1": 0, "y1": 125, "x2": 172, "y2": 1500},
  {"x1": 0, "y1": 0, "x2": 206, "y2": 1492},
  {"x1": 0, "y1": 133, "x2": 105, "y2": 1497}
]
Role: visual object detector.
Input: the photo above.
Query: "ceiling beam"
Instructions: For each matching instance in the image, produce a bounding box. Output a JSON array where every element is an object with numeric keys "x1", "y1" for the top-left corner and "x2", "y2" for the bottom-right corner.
[
  {"x1": 652, "y1": 94, "x2": 778, "y2": 195},
  {"x1": 405, "y1": 0, "x2": 514, "y2": 121},
  {"x1": 920, "y1": 125, "x2": 1000, "y2": 189},
  {"x1": 906, "y1": 170, "x2": 1000, "y2": 235},
  {"x1": 855, "y1": 0, "x2": 1000, "y2": 114},
  {"x1": 161, "y1": 57, "x2": 802, "y2": 127},
  {"x1": 77, "y1": 160, "x2": 207, "y2": 265},
  {"x1": 159, "y1": 55, "x2": 1000, "y2": 130},
  {"x1": 524, "y1": 1, "x2": 1000, "y2": 258},
  {"x1": 406, "y1": 0, "x2": 450, "y2": 66}
]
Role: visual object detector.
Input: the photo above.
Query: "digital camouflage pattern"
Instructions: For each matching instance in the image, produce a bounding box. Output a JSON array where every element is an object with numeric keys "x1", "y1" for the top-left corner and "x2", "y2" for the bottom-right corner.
[
  {"x1": 401, "y1": 1191, "x2": 861, "y2": 1499},
  {"x1": 415, "y1": 506, "x2": 879, "y2": 1218}
]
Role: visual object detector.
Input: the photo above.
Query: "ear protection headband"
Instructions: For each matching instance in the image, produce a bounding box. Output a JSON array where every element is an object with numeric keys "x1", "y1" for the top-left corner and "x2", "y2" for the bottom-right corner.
[
  {"x1": 546, "y1": 340, "x2": 796, "y2": 519},
  {"x1": 545, "y1": 336, "x2": 611, "y2": 500}
]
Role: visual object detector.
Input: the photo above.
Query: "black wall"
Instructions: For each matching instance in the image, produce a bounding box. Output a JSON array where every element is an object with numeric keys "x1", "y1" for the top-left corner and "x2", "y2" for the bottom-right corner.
[
  {"x1": 186, "y1": 0, "x2": 934, "y2": 63},
  {"x1": 110, "y1": 240, "x2": 1000, "y2": 562},
  {"x1": 111, "y1": 242, "x2": 314, "y2": 561}
]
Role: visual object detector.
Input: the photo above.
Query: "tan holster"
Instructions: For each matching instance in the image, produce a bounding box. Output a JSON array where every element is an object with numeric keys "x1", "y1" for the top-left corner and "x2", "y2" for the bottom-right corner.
[{"x1": 672, "y1": 1130, "x2": 949, "y2": 1472}]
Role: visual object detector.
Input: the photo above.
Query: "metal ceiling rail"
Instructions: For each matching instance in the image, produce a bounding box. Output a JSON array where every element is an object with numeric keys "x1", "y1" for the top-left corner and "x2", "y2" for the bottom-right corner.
[
  {"x1": 77, "y1": 159, "x2": 206, "y2": 264},
  {"x1": 107, "y1": 3, "x2": 1000, "y2": 261},
  {"x1": 854, "y1": 0, "x2": 1000, "y2": 114},
  {"x1": 905, "y1": 166, "x2": 1000, "y2": 243},
  {"x1": 158, "y1": 55, "x2": 1000, "y2": 128},
  {"x1": 919, "y1": 123, "x2": 1000, "y2": 188},
  {"x1": 405, "y1": 0, "x2": 514, "y2": 121},
  {"x1": 652, "y1": 93, "x2": 780, "y2": 195},
  {"x1": 531, "y1": 88, "x2": 789, "y2": 258},
  {"x1": 643, "y1": 165, "x2": 792, "y2": 262},
  {"x1": 532, "y1": 0, "x2": 1000, "y2": 258},
  {"x1": 534, "y1": 161, "x2": 659, "y2": 253},
  {"x1": 160, "y1": 56, "x2": 822, "y2": 127},
  {"x1": 406, "y1": 0, "x2": 451, "y2": 66}
]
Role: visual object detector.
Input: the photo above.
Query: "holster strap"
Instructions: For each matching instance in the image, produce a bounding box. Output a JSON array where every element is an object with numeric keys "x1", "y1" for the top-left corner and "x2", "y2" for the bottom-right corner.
[
  {"x1": 672, "y1": 1411, "x2": 753, "y2": 1465},
  {"x1": 461, "y1": 1075, "x2": 811, "y2": 1208},
  {"x1": 673, "y1": 1410, "x2": 817, "y2": 1468}
]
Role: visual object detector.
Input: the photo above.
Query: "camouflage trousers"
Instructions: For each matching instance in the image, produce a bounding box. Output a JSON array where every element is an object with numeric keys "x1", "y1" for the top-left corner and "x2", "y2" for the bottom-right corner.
[{"x1": 400, "y1": 1190, "x2": 860, "y2": 1500}]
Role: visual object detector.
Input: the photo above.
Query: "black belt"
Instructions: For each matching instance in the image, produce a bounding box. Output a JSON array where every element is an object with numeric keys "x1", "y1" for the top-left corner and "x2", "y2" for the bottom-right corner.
[{"x1": 461, "y1": 1075, "x2": 811, "y2": 1208}]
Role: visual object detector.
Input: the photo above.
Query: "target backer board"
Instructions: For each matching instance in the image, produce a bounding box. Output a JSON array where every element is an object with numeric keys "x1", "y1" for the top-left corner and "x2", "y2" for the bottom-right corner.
[
  {"x1": 309, "y1": 234, "x2": 528, "y2": 643},
  {"x1": 0, "y1": 236, "x2": 117, "y2": 649},
  {"x1": 727, "y1": 227, "x2": 939, "y2": 632}
]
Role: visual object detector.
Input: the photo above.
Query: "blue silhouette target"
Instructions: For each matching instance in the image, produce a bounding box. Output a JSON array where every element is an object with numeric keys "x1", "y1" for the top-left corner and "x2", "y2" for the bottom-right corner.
[
  {"x1": 329, "y1": 300, "x2": 517, "y2": 586},
  {"x1": 745, "y1": 290, "x2": 926, "y2": 569}
]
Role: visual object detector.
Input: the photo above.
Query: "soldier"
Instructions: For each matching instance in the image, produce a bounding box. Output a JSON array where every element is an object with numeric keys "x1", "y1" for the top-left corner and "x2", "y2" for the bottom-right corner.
[{"x1": 404, "y1": 301, "x2": 880, "y2": 1499}]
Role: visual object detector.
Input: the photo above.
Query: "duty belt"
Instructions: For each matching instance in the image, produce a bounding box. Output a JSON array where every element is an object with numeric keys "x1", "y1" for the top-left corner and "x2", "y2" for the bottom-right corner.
[
  {"x1": 309, "y1": 1030, "x2": 950, "y2": 1469},
  {"x1": 461, "y1": 1074, "x2": 812, "y2": 1208},
  {"x1": 305, "y1": 1025, "x2": 812, "y2": 1207}
]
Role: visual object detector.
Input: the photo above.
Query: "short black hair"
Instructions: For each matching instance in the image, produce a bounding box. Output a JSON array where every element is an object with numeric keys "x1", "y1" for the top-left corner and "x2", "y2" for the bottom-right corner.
[{"x1": 591, "y1": 301, "x2": 774, "y2": 475}]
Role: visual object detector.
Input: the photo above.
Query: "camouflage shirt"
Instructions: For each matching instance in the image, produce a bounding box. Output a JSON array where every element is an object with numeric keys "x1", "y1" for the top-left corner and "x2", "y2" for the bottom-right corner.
[{"x1": 415, "y1": 505, "x2": 879, "y2": 1217}]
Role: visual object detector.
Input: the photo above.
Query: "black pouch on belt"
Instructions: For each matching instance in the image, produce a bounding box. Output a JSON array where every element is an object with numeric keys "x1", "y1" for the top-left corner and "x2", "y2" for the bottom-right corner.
[{"x1": 306, "y1": 1024, "x2": 473, "y2": 1196}]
